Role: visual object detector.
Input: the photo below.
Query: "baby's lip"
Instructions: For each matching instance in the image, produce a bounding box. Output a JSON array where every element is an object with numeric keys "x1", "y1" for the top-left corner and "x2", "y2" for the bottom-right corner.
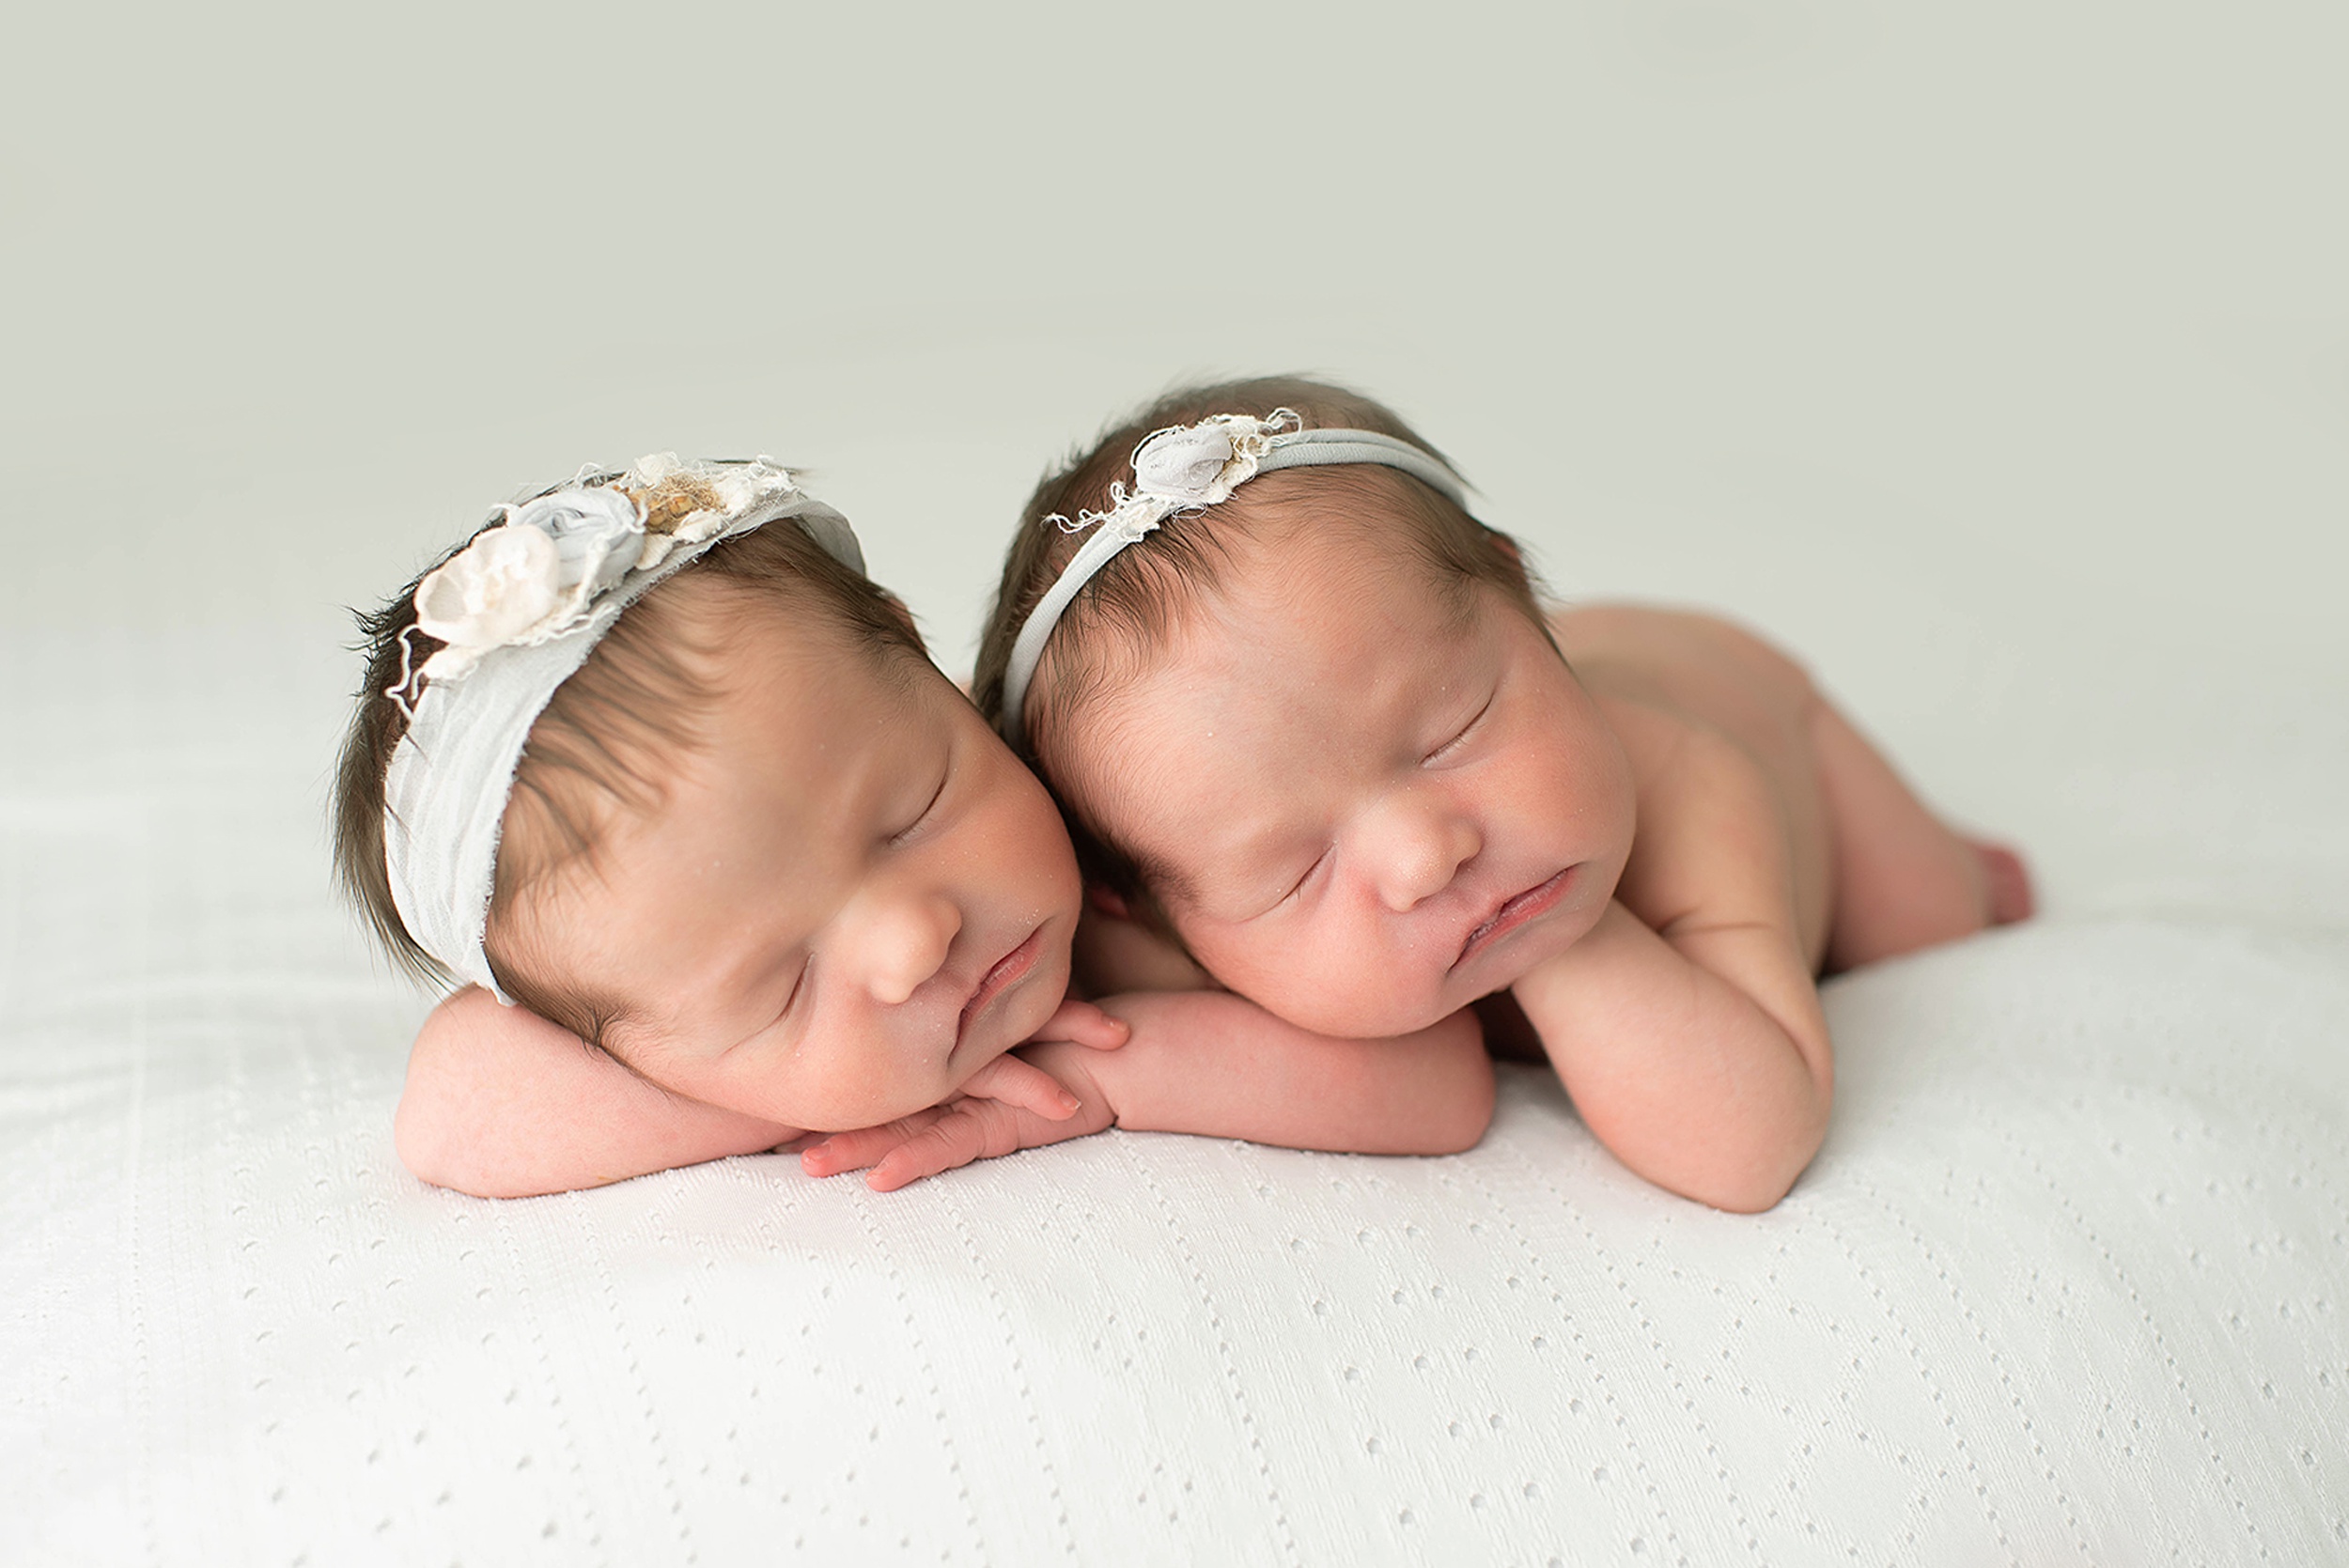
[
  {"x1": 1453, "y1": 867, "x2": 1575, "y2": 971},
  {"x1": 955, "y1": 924, "x2": 1045, "y2": 1048}
]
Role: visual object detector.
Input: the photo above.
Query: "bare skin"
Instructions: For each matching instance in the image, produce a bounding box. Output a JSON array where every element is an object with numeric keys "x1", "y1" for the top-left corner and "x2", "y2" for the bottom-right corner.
[
  {"x1": 1550, "y1": 604, "x2": 2030, "y2": 973},
  {"x1": 1039, "y1": 520, "x2": 2030, "y2": 1213}
]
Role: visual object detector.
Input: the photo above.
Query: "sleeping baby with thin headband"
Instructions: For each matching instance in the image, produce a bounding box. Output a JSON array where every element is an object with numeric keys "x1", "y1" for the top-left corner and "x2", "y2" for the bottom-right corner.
[
  {"x1": 335, "y1": 454, "x2": 1492, "y2": 1198},
  {"x1": 960, "y1": 378, "x2": 2033, "y2": 1213}
]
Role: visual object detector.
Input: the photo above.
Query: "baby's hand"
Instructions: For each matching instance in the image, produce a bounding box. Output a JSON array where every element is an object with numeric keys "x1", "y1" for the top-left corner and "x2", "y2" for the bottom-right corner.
[
  {"x1": 1023, "y1": 997, "x2": 1132, "y2": 1056},
  {"x1": 798, "y1": 1002, "x2": 1128, "y2": 1191}
]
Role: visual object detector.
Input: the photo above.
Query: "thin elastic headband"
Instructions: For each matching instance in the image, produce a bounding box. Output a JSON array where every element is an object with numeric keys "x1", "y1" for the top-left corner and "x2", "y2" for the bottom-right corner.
[
  {"x1": 999, "y1": 411, "x2": 1469, "y2": 750},
  {"x1": 381, "y1": 454, "x2": 865, "y2": 1001}
]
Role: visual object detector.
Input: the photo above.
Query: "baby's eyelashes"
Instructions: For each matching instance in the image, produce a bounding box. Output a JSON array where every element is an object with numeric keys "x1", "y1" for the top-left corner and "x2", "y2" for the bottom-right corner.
[
  {"x1": 886, "y1": 765, "x2": 952, "y2": 846},
  {"x1": 776, "y1": 955, "x2": 813, "y2": 1021},
  {"x1": 1422, "y1": 691, "x2": 1496, "y2": 766},
  {"x1": 1282, "y1": 848, "x2": 1331, "y2": 905},
  {"x1": 1239, "y1": 846, "x2": 1330, "y2": 923}
]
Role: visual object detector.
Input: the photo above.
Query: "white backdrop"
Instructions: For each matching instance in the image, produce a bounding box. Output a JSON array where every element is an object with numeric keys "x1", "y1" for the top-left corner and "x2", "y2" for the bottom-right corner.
[{"x1": 5, "y1": 3, "x2": 2345, "y2": 1563}]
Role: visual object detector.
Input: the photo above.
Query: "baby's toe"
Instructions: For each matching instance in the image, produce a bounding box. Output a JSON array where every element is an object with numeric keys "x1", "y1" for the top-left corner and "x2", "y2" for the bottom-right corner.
[{"x1": 1971, "y1": 842, "x2": 2036, "y2": 925}]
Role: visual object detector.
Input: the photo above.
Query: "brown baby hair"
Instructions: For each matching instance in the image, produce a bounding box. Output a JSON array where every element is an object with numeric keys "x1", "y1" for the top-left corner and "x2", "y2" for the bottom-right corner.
[
  {"x1": 334, "y1": 473, "x2": 926, "y2": 1038},
  {"x1": 972, "y1": 374, "x2": 1548, "y2": 912}
]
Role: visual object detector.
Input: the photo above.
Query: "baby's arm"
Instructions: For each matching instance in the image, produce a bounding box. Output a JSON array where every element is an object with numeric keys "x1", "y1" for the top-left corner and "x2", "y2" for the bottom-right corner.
[
  {"x1": 1053, "y1": 991, "x2": 1494, "y2": 1150},
  {"x1": 805, "y1": 991, "x2": 1493, "y2": 1191},
  {"x1": 1513, "y1": 706, "x2": 1833, "y2": 1213},
  {"x1": 399, "y1": 990, "x2": 803, "y2": 1202},
  {"x1": 397, "y1": 988, "x2": 801, "y2": 1198},
  {"x1": 397, "y1": 988, "x2": 1100, "y2": 1198}
]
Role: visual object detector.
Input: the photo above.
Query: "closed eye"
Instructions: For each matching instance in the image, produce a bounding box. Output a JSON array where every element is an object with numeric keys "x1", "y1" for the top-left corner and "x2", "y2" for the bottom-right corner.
[
  {"x1": 888, "y1": 766, "x2": 951, "y2": 845},
  {"x1": 1424, "y1": 691, "x2": 1495, "y2": 765},
  {"x1": 1267, "y1": 846, "x2": 1330, "y2": 914},
  {"x1": 778, "y1": 955, "x2": 812, "y2": 1020}
]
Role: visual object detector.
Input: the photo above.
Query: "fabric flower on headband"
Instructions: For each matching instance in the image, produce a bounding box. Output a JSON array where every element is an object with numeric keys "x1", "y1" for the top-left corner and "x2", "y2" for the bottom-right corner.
[
  {"x1": 412, "y1": 488, "x2": 640, "y2": 681},
  {"x1": 1127, "y1": 410, "x2": 1302, "y2": 509},
  {"x1": 407, "y1": 454, "x2": 798, "y2": 684}
]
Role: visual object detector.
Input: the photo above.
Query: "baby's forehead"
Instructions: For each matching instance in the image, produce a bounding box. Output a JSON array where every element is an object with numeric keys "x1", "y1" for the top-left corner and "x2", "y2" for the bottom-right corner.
[
  {"x1": 677, "y1": 592, "x2": 940, "y2": 706},
  {"x1": 1200, "y1": 509, "x2": 1486, "y2": 643}
]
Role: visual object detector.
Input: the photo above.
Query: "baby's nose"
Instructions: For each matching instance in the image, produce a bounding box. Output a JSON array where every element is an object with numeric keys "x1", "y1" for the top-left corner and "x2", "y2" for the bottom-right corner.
[
  {"x1": 1373, "y1": 799, "x2": 1482, "y2": 913},
  {"x1": 863, "y1": 894, "x2": 962, "y2": 1006}
]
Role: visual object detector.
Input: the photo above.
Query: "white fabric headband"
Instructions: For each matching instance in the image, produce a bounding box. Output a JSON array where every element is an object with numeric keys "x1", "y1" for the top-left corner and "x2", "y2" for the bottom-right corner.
[
  {"x1": 999, "y1": 410, "x2": 1470, "y2": 749},
  {"x1": 381, "y1": 453, "x2": 866, "y2": 1001}
]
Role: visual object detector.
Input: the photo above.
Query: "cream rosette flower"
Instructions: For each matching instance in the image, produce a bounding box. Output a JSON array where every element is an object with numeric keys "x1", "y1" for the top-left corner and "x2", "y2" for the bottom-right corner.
[
  {"x1": 1128, "y1": 410, "x2": 1302, "y2": 508},
  {"x1": 412, "y1": 486, "x2": 648, "y2": 681}
]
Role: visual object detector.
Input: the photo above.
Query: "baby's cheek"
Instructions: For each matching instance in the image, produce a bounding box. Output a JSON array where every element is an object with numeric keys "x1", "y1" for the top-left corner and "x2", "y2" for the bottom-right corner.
[
  {"x1": 708, "y1": 1036, "x2": 898, "y2": 1134},
  {"x1": 1201, "y1": 924, "x2": 1437, "y2": 1039},
  {"x1": 1173, "y1": 923, "x2": 1290, "y2": 1008}
]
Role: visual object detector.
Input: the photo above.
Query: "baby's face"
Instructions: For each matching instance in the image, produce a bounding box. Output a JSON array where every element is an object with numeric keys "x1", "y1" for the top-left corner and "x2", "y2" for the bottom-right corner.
[
  {"x1": 1061, "y1": 538, "x2": 1633, "y2": 1038},
  {"x1": 512, "y1": 620, "x2": 1081, "y2": 1131}
]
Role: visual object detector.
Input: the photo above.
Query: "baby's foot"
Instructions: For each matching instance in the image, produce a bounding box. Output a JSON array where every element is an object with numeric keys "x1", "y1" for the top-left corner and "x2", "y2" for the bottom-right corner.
[{"x1": 1970, "y1": 841, "x2": 2035, "y2": 925}]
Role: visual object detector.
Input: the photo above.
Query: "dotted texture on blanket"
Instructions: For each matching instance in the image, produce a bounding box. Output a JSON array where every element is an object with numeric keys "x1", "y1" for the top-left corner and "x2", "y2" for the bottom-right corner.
[{"x1": 3, "y1": 638, "x2": 2346, "y2": 1566}]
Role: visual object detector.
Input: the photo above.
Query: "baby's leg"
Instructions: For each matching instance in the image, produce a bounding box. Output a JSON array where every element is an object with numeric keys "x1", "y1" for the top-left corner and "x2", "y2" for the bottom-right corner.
[{"x1": 1811, "y1": 699, "x2": 2031, "y2": 971}]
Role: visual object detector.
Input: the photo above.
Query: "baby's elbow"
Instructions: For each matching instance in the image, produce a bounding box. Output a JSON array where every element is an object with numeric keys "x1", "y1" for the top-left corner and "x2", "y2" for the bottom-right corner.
[
  {"x1": 1703, "y1": 1172, "x2": 1798, "y2": 1216},
  {"x1": 393, "y1": 1091, "x2": 473, "y2": 1193},
  {"x1": 1414, "y1": 1015, "x2": 1497, "y2": 1156},
  {"x1": 395, "y1": 1073, "x2": 552, "y2": 1198},
  {"x1": 1709, "y1": 1072, "x2": 1833, "y2": 1212},
  {"x1": 1428, "y1": 1068, "x2": 1497, "y2": 1156},
  {"x1": 1693, "y1": 1125, "x2": 1826, "y2": 1214},
  {"x1": 393, "y1": 1094, "x2": 501, "y2": 1197}
]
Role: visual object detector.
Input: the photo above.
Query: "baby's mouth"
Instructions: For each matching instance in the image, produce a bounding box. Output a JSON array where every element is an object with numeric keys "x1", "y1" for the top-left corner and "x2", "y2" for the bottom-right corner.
[
  {"x1": 1454, "y1": 867, "x2": 1575, "y2": 971},
  {"x1": 955, "y1": 924, "x2": 1045, "y2": 1048}
]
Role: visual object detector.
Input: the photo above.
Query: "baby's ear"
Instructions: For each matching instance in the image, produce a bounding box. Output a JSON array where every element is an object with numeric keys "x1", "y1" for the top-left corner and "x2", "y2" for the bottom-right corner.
[
  {"x1": 1086, "y1": 883, "x2": 1133, "y2": 920},
  {"x1": 1486, "y1": 531, "x2": 1524, "y2": 567}
]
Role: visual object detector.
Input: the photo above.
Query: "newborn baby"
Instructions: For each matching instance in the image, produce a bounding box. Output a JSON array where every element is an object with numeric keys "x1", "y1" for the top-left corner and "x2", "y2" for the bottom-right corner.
[{"x1": 972, "y1": 379, "x2": 2031, "y2": 1212}]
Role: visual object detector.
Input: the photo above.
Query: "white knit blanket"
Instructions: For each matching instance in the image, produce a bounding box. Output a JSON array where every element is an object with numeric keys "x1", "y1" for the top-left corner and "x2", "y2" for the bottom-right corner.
[{"x1": 8, "y1": 880, "x2": 2344, "y2": 1562}]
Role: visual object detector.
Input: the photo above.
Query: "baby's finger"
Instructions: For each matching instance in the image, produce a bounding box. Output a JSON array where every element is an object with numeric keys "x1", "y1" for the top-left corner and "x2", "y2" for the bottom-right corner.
[
  {"x1": 1026, "y1": 998, "x2": 1132, "y2": 1052},
  {"x1": 801, "y1": 1110, "x2": 945, "y2": 1177},
  {"x1": 866, "y1": 1110, "x2": 992, "y2": 1193},
  {"x1": 956, "y1": 1052, "x2": 1081, "y2": 1121}
]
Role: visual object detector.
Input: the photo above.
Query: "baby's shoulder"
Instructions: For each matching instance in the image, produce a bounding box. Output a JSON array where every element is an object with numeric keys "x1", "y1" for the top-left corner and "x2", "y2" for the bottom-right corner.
[
  {"x1": 1591, "y1": 693, "x2": 1762, "y2": 803},
  {"x1": 1548, "y1": 603, "x2": 1815, "y2": 708},
  {"x1": 1595, "y1": 694, "x2": 1798, "y2": 930},
  {"x1": 1549, "y1": 603, "x2": 1820, "y2": 779}
]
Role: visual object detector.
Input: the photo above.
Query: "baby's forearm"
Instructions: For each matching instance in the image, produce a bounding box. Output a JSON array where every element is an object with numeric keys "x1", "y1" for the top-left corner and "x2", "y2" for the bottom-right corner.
[
  {"x1": 1513, "y1": 902, "x2": 1832, "y2": 1212},
  {"x1": 1032, "y1": 992, "x2": 1494, "y2": 1157},
  {"x1": 397, "y1": 987, "x2": 800, "y2": 1198}
]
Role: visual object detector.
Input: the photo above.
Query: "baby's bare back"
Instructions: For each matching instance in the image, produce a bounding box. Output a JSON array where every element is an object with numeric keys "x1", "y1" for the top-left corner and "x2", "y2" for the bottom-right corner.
[
  {"x1": 1549, "y1": 604, "x2": 1838, "y2": 968},
  {"x1": 1553, "y1": 602, "x2": 2017, "y2": 976}
]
